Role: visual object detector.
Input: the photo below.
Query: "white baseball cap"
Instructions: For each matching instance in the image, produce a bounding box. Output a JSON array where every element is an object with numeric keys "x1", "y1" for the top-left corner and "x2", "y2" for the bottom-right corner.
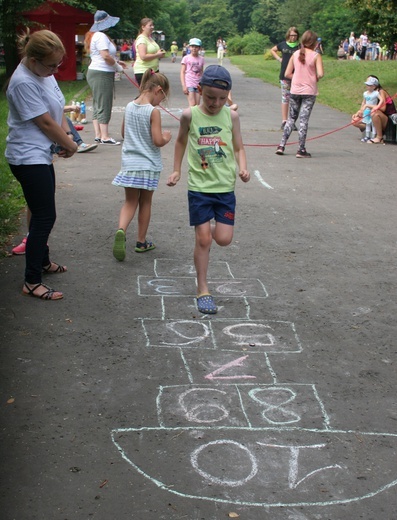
[{"x1": 189, "y1": 38, "x2": 202, "y2": 47}]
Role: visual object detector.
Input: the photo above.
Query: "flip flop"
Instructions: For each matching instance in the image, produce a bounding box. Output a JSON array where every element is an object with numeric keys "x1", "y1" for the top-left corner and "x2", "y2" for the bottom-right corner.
[
  {"x1": 197, "y1": 294, "x2": 217, "y2": 314},
  {"x1": 367, "y1": 138, "x2": 384, "y2": 144},
  {"x1": 135, "y1": 241, "x2": 156, "y2": 253}
]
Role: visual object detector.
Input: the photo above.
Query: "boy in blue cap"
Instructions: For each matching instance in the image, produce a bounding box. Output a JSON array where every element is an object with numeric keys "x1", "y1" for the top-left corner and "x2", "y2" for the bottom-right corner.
[{"x1": 167, "y1": 65, "x2": 250, "y2": 314}]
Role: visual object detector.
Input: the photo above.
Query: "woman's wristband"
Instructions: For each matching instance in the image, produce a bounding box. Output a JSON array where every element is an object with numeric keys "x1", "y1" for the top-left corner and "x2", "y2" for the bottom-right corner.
[{"x1": 66, "y1": 131, "x2": 73, "y2": 135}]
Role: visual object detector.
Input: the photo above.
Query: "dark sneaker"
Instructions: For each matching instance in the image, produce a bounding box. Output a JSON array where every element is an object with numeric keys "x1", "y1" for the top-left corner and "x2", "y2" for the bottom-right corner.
[
  {"x1": 296, "y1": 149, "x2": 311, "y2": 158},
  {"x1": 275, "y1": 146, "x2": 285, "y2": 155}
]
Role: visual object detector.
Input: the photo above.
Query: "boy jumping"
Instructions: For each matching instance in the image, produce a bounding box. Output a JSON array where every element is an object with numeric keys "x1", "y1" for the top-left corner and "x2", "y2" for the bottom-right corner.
[{"x1": 167, "y1": 65, "x2": 250, "y2": 314}]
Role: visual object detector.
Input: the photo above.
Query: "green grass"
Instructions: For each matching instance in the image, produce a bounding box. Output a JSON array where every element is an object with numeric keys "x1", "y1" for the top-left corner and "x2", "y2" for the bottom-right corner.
[
  {"x1": 0, "y1": 78, "x2": 90, "y2": 254},
  {"x1": 229, "y1": 55, "x2": 397, "y2": 114}
]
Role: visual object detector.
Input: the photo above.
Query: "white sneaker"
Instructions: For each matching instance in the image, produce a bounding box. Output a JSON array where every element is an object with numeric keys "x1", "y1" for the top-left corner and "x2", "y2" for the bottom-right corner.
[
  {"x1": 77, "y1": 143, "x2": 98, "y2": 153},
  {"x1": 101, "y1": 138, "x2": 121, "y2": 145}
]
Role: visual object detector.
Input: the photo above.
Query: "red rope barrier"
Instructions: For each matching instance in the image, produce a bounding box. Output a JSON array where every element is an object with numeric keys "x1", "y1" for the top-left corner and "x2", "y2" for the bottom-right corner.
[{"x1": 121, "y1": 71, "x2": 397, "y2": 148}]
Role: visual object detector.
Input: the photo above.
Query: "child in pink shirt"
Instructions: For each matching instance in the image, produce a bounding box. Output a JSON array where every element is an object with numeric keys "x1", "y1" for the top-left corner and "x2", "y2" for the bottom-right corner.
[
  {"x1": 180, "y1": 38, "x2": 204, "y2": 106},
  {"x1": 275, "y1": 30, "x2": 324, "y2": 158}
]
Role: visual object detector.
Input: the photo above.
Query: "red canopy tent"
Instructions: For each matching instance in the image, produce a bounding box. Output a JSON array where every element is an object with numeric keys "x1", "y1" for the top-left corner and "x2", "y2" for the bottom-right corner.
[{"x1": 22, "y1": 1, "x2": 93, "y2": 80}]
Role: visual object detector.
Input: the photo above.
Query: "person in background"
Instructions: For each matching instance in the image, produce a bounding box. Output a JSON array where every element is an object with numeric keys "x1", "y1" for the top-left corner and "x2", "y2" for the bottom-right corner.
[
  {"x1": 343, "y1": 38, "x2": 349, "y2": 56},
  {"x1": 348, "y1": 32, "x2": 355, "y2": 59},
  {"x1": 112, "y1": 69, "x2": 172, "y2": 261},
  {"x1": 120, "y1": 40, "x2": 132, "y2": 60},
  {"x1": 6, "y1": 29, "x2": 77, "y2": 299},
  {"x1": 360, "y1": 31, "x2": 368, "y2": 60},
  {"x1": 275, "y1": 30, "x2": 324, "y2": 158},
  {"x1": 270, "y1": 26, "x2": 300, "y2": 130},
  {"x1": 216, "y1": 37, "x2": 225, "y2": 65},
  {"x1": 351, "y1": 75, "x2": 397, "y2": 144},
  {"x1": 85, "y1": 10, "x2": 127, "y2": 145},
  {"x1": 133, "y1": 18, "x2": 166, "y2": 86},
  {"x1": 226, "y1": 91, "x2": 238, "y2": 111},
  {"x1": 359, "y1": 78, "x2": 380, "y2": 142},
  {"x1": 167, "y1": 65, "x2": 250, "y2": 315},
  {"x1": 180, "y1": 38, "x2": 204, "y2": 107},
  {"x1": 170, "y1": 41, "x2": 178, "y2": 63},
  {"x1": 315, "y1": 37, "x2": 323, "y2": 54},
  {"x1": 64, "y1": 103, "x2": 98, "y2": 153}
]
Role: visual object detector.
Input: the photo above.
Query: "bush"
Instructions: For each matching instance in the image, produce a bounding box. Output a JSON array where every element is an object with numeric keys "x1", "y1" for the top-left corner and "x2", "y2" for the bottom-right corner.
[
  {"x1": 226, "y1": 31, "x2": 271, "y2": 56},
  {"x1": 241, "y1": 31, "x2": 271, "y2": 55}
]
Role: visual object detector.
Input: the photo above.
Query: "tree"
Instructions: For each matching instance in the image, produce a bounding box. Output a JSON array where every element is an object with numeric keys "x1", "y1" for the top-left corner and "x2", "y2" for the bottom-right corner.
[
  {"x1": 346, "y1": 0, "x2": 397, "y2": 49},
  {"x1": 159, "y1": 0, "x2": 192, "y2": 47},
  {"x1": 251, "y1": 0, "x2": 284, "y2": 43},
  {"x1": 311, "y1": 0, "x2": 355, "y2": 55},
  {"x1": 278, "y1": 0, "x2": 321, "y2": 37},
  {"x1": 229, "y1": 0, "x2": 259, "y2": 34},
  {"x1": 191, "y1": 0, "x2": 237, "y2": 50}
]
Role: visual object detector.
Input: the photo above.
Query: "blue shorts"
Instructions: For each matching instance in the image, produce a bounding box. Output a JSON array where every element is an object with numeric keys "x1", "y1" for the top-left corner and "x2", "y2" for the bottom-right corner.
[
  {"x1": 187, "y1": 87, "x2": 199, "y2": 93},
  {"x1": 188, "y1": 191, "x2": 236, "y2": 227}
]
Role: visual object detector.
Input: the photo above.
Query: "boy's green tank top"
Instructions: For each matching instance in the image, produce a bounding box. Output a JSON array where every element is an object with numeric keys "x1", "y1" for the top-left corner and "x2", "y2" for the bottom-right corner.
[{"x1": 187, "y1": 105, "x2": 236, "y2": 193}]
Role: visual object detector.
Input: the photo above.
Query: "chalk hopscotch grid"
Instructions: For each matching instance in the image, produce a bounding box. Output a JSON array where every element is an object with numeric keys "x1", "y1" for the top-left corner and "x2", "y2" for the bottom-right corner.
[{"x1": 111, "y1": 258, "x2": 397, "y2": 509}]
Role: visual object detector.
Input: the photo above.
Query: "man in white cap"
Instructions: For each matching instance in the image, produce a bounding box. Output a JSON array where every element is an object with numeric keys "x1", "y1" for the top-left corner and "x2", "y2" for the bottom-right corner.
[{"x1": 180, "y1": 38, "x2": 204, "y2": 106}]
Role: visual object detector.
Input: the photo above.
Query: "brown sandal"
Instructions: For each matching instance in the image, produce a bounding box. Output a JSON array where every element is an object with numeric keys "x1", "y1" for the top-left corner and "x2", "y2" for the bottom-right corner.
[
  {"x1": 23, "y1": 282, "x2": 63, "y2": 300},
  {"x1": 42, "y1": 262, "x2": 67, "y2": 274}
]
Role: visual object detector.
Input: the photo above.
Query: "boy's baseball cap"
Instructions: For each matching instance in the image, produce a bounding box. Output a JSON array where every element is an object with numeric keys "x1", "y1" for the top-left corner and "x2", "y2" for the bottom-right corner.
[
  {"x1": 189, "y1": 38, "x2": 202, "y2": 47},
  {"x1": 365, "y1": 77, "x2": 379, "y2": 86},
  {"x1": 200, "y1": 65, "x2": 232, "y2": 91}
]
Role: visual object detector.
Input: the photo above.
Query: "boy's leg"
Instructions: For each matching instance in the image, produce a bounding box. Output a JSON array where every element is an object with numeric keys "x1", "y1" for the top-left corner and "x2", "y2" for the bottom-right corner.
[
  {"x1": 212, "y1": 221, "x2": 234, "y2": 247},
  {"x1": 194, "y1": 221, "x2": 212, "y2": 296}
]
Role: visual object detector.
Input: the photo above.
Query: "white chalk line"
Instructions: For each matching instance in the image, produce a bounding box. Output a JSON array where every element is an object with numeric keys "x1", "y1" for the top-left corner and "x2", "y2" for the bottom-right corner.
[
  {"x1": 111, "y1": 427, "x2": 397, "y2": 508},
  {"x1": 254, "y1": 170, "x2": 274, "y2": 190}
]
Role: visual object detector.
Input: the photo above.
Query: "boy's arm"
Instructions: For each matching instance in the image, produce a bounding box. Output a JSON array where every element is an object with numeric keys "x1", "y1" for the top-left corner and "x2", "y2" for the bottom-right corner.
[
  {"x1": 167, "y1": 109, "x2": 191, "y2": 186},
  {"x1": 231, "y1": 110, "x2": 250, "y2": 183}
]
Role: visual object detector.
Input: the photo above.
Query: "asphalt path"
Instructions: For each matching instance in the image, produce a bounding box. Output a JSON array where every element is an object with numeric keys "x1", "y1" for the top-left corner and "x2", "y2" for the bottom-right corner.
[{"x1": 1, "y1": 56, "x2": 397, "y2": 520}]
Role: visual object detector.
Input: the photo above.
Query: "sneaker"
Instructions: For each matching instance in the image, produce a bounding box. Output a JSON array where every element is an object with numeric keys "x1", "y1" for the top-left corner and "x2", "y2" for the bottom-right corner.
[
  {"x1": 275, "y1": 146, "x2": 285, "y2": 155},
  {"x1": 94, "y1": 137, "x2": 101, "y2": 143},
  {"x1": 12, "y1": 237, "x2": 27, "y2": 255},
  {"x1": 280, "y1": 121, "x2": 286, "y2": 130},
  {"x1": 77, "y1": 143, "x2": 98, "y2": 153},
  {"x1": 113, "y1": 229, "x2": 126, "y2": 261},
  {"x1": 296, "y1": 149, "x2": 311, "y2": 158},
  {"x1": 101, "y1": 138, "x2": 121, "y2": 145},
  {"x1": 360, "y1": 137, "x2": 370, "y2": 143}
]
